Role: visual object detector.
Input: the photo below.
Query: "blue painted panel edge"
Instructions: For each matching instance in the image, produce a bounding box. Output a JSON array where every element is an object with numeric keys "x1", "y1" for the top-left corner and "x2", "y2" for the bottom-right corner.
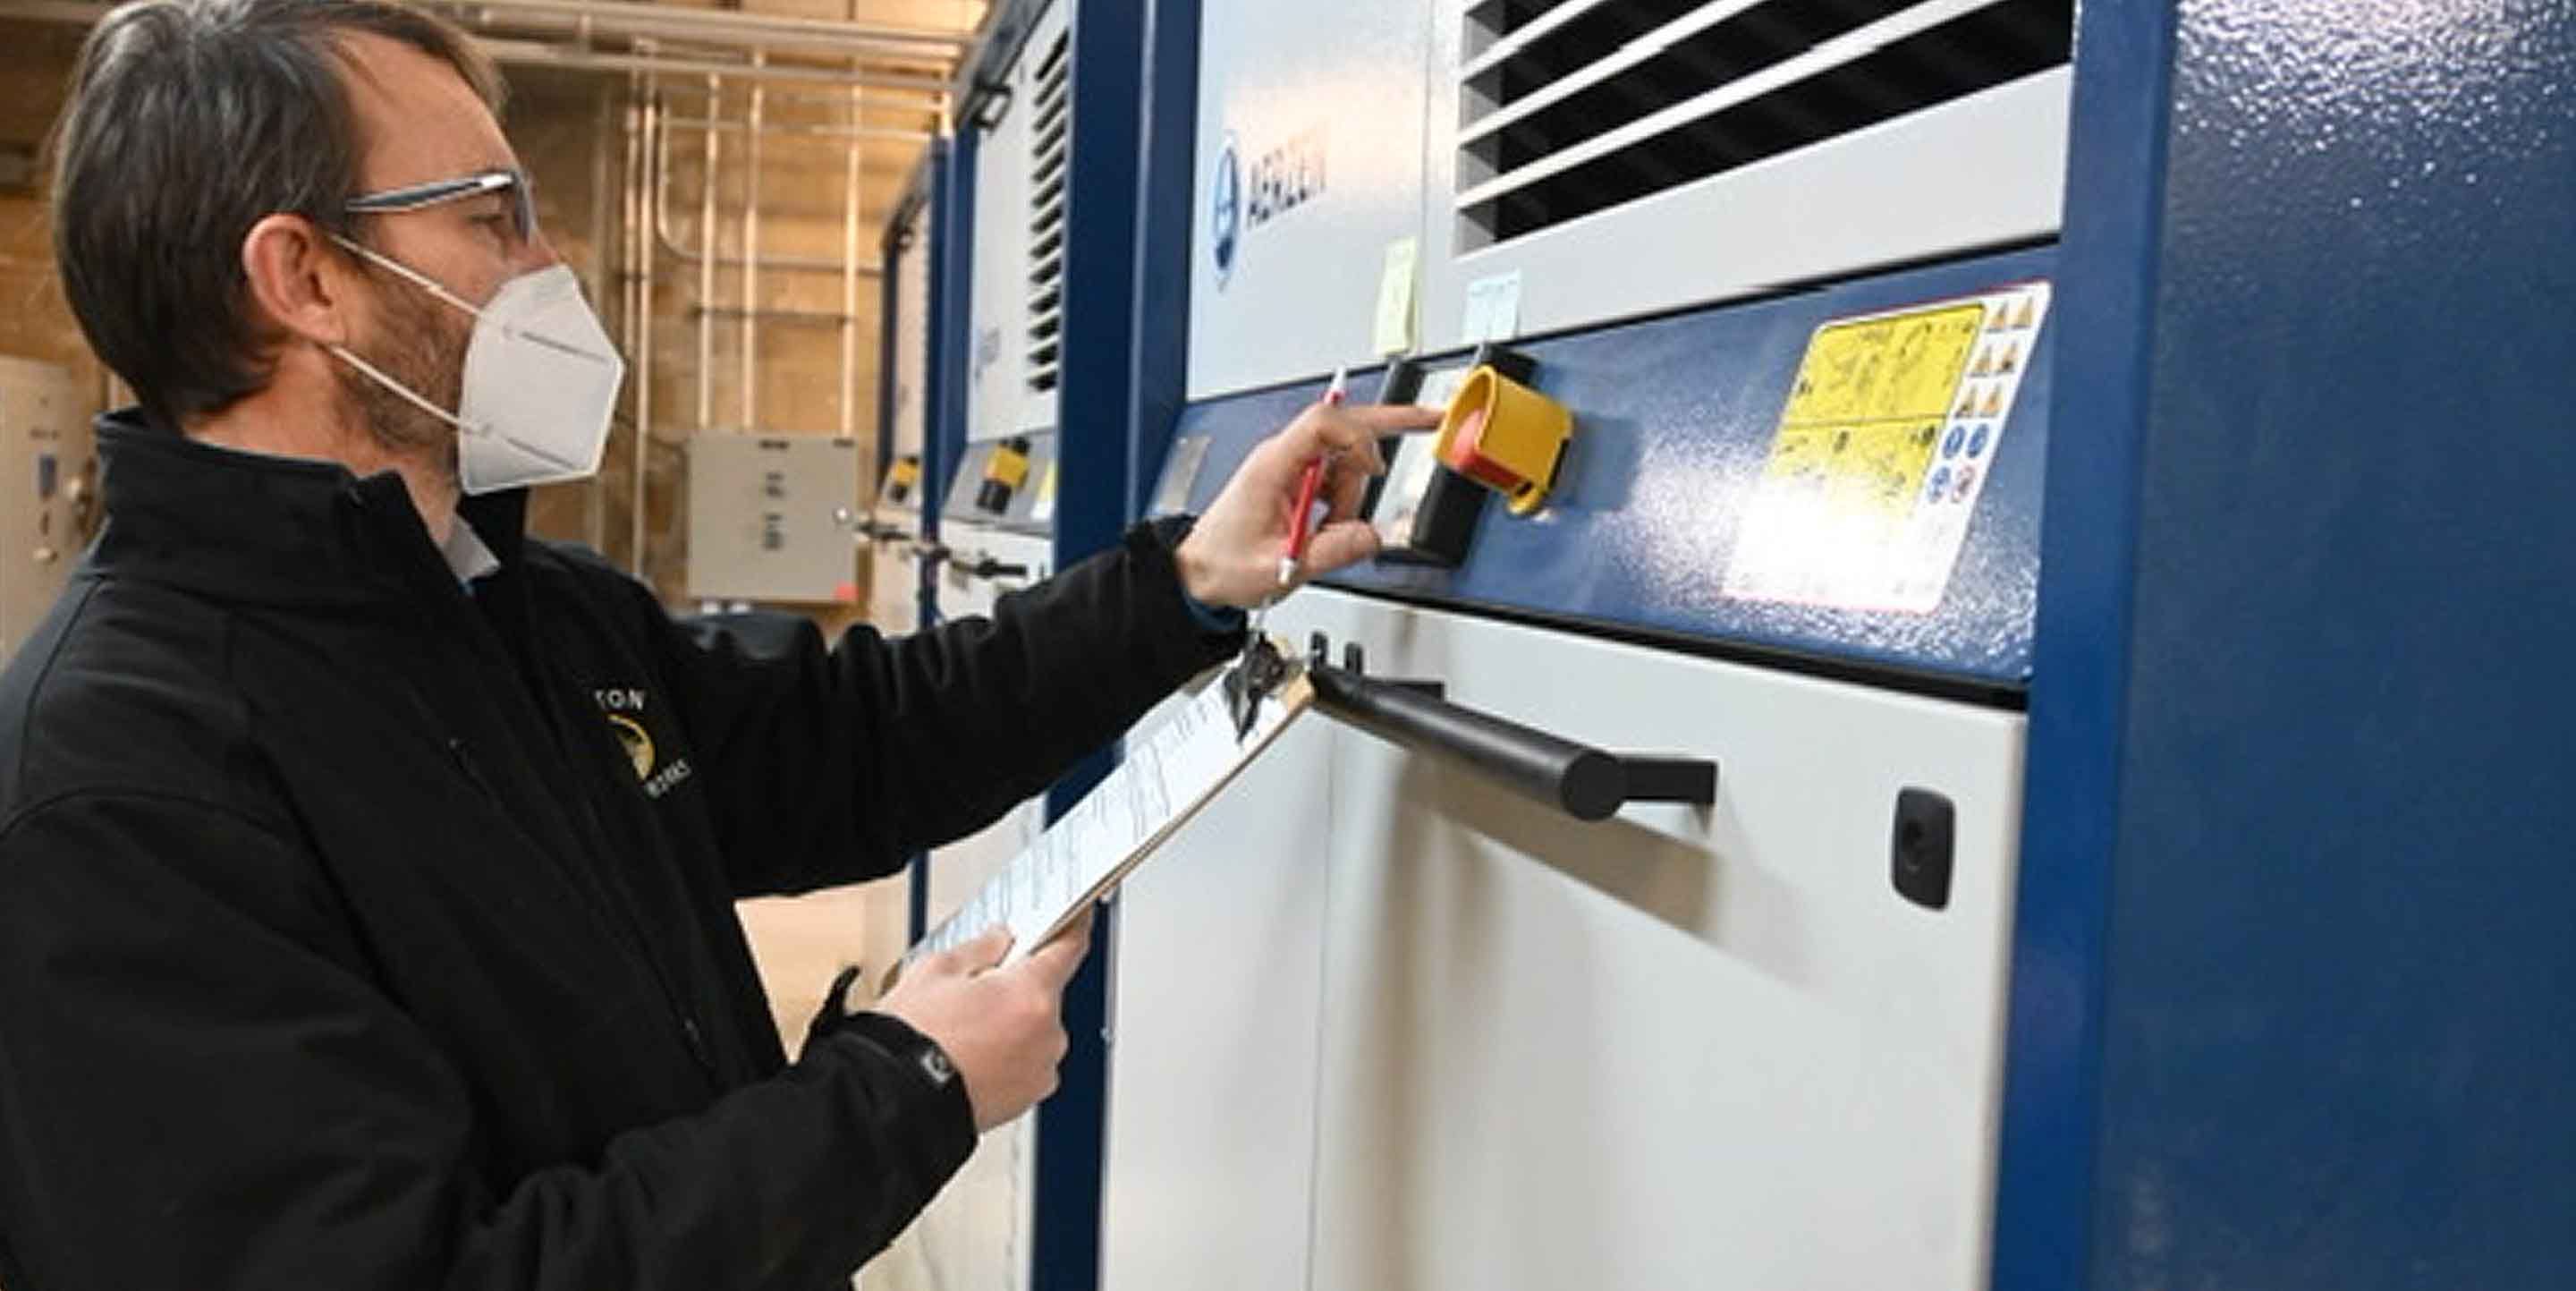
[
  {"x1": 896, "y1": 140, "x2": 958, "y2": 943},
  {"x1": 911, "y1": 134, "x2": 970, "y2": 941},
  {"x1": 926, "y1": 134, "x2": 973, "y2": 606},
  {"x1": 874, "y1": 146, "x2": 935, "y2": 487},
  {"x1": 1027, "y1": 0, "x2": 1189, "y2": 1287},
  {"x1": 1988, "y1": 4, "x2": 2178, "y2": 1289},
  {"x1": 1123, "y1": 0, "x2": 1201, "y2": 523}
]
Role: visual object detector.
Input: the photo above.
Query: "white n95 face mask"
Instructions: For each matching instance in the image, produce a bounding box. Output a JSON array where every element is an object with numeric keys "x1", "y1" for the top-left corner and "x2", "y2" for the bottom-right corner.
[{"x1": 327, "y1": 236, "x2": 626, "y2": 495}]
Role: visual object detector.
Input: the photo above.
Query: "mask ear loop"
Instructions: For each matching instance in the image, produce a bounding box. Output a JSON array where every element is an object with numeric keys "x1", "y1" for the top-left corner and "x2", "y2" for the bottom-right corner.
[
  {"x1": 323, "y1": 233, "x2": 488, "y2": 442},
  {"x1": 340, "y1": 233, "x2": 614, "y2": 363},
  {"x1": 330, "y1": 233, "x2": 485, "y2": 319},
  {"x1": 325, "y1": 234, "x2": 594, "y2": 471},
  {"x1": 327, "y1": 341, "x2": 466, "y2": 431}
]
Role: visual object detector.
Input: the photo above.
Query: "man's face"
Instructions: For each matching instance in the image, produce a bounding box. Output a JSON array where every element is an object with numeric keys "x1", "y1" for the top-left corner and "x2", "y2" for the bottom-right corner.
[{"x1": 331, "y1": 32, "x2": 554, "y2": 471}]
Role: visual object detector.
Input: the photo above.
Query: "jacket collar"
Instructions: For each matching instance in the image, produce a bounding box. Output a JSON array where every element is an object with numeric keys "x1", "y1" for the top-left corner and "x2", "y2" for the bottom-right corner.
[{"x1": 89, "y1": 408, "x2": 529, "y2": 609}]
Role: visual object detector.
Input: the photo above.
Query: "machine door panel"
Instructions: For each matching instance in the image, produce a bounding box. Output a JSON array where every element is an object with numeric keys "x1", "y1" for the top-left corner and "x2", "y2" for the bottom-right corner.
[
  {"x1": 866, "y1": 549, "x2": 919, "y2": 636},
  {"x1": 889, "y1": 201, "x2": 933, "y2": 464},
  {"x1": 1099, "y1": 708, "x2": 1336, "y2": 1291},
  {"x1": 871, "y1": 1112, "x2": 1034, "y2": 1291},
  {"x1": 885, "y1": 523, "x2": 1057, "y2": 1291},
  {"x1": 1299, "y1": 593, "x2": 2025, "y2": 1291},
  {"x1": 885, "y1": 810, "x2": 1041, "y2": 1291},
  {"x1": 886, "y1": 786, "x2": 1041, "y2": 1291}
]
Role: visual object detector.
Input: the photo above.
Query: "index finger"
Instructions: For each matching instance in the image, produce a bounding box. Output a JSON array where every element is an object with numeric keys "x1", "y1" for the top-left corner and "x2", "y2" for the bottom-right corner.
[
  {"x1": 1015, "y1": 915, "x2": 1094, "y2": 995},
  {"x1": 1326, "y1": 405, "x2": 1439, "y2": 468},
  {"x1": 935, "y1": 924, "x2": 1014, "y2": 976},
  {"x1": 1283, "y1": 404, "x2": 1428, "y2": 471}
]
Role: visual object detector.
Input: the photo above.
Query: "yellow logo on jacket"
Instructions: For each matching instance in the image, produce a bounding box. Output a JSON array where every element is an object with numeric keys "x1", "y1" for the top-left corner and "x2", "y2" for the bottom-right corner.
[{"x1": 604, "y1": 713, "x2": 655, "y2": 780}]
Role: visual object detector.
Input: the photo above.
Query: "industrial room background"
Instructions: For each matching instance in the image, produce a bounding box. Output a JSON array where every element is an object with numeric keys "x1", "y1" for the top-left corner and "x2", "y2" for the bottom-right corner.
[{"x1": 4, "y1": 1, "x2": 2573, "y2": 1290}]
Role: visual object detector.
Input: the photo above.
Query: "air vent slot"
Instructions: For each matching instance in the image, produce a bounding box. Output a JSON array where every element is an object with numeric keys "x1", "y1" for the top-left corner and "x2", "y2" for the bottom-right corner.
[
  {"x1": 1463, "y1": 0, "x2": 1586, "y2": 56},
  {"x1": 1455, "y1": 0, "x2": 2072, "y2": 250},
  {"x1": 1026, "y1": 29, "x2": 1072, "y2": 395}
]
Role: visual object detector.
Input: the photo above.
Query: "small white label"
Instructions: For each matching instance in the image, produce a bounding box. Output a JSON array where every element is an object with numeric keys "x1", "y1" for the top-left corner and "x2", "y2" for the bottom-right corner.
[
  {"x1": 1153, "y1": 437, "x2": 1213, "y2": 515},
  {"x1": 1461, "y1": 271, "x2": 1523, "y2": 344}
]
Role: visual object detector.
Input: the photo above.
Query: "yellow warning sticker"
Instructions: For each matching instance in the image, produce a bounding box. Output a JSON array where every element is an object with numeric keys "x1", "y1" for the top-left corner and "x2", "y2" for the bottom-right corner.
[
  {"x1": 890, "y1": 457, "x2": 921, "y2": 488},
  {"x1": 1780, "y1": 303, "x2": 1986, "y2": 429},
  {"x1": 1726, "y1": 285, "x2": 2052, "y2": 613}
]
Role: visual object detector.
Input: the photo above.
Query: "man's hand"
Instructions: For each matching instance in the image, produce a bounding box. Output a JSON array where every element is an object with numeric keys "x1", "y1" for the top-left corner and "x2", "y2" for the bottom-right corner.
[
  {"x1": 873, "y1": 913, "x2": 1093, "y2": 1133},
  {"x1": 1174, "y1": 401, "x2": 1441, "y2": 609}
]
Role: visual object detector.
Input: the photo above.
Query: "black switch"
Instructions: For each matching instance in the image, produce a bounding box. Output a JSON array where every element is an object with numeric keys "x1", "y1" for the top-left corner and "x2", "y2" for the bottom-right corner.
[{"x1": 1891, "y1": 788, "x2": 1956, "y2": 911}]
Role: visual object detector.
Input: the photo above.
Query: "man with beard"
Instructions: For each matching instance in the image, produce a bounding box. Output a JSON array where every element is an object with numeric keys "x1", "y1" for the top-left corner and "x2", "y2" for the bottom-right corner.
[{"x1": 0, "y1": 2, "x2": 1434, "y2": 1287}]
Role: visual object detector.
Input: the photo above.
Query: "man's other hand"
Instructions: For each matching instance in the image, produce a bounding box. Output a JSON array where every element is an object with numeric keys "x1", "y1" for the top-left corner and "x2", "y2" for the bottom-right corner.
[
  {"x1": 874, "y1": 914, "x2": 1093, "y2": 1133},
  {"x1": 1174, "y1": 401, "x2": 1439, "y2": 609}
]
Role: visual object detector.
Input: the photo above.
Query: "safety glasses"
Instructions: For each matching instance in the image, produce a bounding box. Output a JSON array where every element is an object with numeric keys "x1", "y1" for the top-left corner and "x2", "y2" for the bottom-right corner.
[{"x1": 343, "y1": 168, "x2": 536, "y2": 245}]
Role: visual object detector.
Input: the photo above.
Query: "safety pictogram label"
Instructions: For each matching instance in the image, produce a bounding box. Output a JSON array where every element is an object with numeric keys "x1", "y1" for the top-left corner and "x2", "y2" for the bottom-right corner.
[{"x1": 1724, "y1": 283, "x2": 2052, "y2": 614}]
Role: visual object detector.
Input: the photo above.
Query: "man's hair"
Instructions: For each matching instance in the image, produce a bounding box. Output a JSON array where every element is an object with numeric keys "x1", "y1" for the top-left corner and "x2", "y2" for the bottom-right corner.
[{"x1": 49, "y1": 0, "x2": 501, "y2": 428}]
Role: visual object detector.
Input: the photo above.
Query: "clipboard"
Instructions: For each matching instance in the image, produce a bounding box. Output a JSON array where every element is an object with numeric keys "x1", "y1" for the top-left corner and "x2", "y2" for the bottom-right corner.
[{"x1": 905, "y1": 648, "x2": 1316, "y2": 970}]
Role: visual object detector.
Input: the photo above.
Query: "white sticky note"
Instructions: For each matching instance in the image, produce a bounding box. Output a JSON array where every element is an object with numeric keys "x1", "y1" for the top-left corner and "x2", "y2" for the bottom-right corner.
[
  {"x1": 1030, "y1": 461, "x2": 1059, "y2": 524},
  {"x1": 1462, "y1": 271, "x2": 1523, "y2": 344},
  {"x1": 1373, "y1": 238, "x2": 1419, "y2": 356}
]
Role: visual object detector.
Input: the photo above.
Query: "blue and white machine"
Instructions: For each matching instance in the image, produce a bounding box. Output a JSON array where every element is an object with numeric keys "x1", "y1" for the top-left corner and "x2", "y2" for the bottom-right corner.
[
  {"x1": 877, "y1": 0, "x2": 1184, "y2": 1287},
  {"x1": 864, "y1": 147, "x2": 942, "y2": 641},
  {"x1": 1107, "y1": 4, "x2": 2067, "y2": 1287},
  {"x1": 1050, "y1": 3, "x2": 2576, "y2": 1291}
]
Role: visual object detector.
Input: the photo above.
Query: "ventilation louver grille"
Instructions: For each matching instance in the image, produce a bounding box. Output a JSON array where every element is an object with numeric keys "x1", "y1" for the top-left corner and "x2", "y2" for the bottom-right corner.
[
  {"x1": 1455, "y1": 0, "x2": 2074, "y2": 250},
  {"x1": 1025, "y1": 30, "x2": 1072, "y2": 395}
]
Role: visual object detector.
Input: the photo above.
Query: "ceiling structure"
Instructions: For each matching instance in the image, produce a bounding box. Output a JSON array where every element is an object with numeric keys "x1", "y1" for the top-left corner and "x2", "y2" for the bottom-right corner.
[{"x1": 0, "y1": 0, "x2": 987, "y2": 96}]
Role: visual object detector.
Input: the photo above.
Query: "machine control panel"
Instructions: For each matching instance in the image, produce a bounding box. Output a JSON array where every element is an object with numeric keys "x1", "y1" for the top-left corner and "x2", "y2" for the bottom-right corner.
[
  {"x1": 1156, "y1": 244, "x2": 2059, "y2": 688},
  {"x1": 1361, "y1": 344, "x2": 1543, "y2": 568},
  {"x1": 939, "y1": 432, "x2": 1060, "y2": 537}
]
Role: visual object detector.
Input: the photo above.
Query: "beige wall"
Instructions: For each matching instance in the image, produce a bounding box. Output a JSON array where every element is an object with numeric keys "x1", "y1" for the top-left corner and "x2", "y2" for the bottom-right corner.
[
  {"x1": 614, "y1": 73, "x2": 936, "y2": 613},
  {"x1": 0, "y1": 20, "x2": 114, "y2": 399},
  {"x1": 0, "y1": 6, "x2": 964, "y2": 612}
]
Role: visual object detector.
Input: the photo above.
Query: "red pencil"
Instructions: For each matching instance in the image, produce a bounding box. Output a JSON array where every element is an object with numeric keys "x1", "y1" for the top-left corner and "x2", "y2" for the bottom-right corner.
[{"x1": 1277, "y1": 366, "x2": 1348, "y2": 589}]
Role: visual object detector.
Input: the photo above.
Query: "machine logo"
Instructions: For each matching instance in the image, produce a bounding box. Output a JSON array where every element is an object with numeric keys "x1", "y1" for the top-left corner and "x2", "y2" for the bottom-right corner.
[
  {"x1": 1208, "y1": 123, "x2": 1328, "y2": 291},
  {"x1": 1210, "y1": 133, "x2": 1241, "y2": 288}
]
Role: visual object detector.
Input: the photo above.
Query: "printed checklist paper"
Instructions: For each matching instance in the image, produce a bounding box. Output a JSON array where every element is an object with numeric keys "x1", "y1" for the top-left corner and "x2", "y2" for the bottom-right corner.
[{"x1": 907, "y1": 664, "x2": 1317, "y2": 968}]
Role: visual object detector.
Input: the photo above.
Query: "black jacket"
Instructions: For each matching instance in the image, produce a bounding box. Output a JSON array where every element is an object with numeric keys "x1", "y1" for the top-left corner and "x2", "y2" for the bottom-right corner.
[{"x1": 0, "y1": 414, "x2": 1239, "y2": 1290}]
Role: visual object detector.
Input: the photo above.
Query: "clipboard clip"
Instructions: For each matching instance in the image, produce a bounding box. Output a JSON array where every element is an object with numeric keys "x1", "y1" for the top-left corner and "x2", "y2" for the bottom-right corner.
[{"x1": 1223, "y1": 635, "x2": 1293, "y2": 742}]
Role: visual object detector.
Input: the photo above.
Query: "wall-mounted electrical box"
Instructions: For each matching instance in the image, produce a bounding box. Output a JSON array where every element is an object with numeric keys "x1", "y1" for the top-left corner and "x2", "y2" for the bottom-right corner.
[
  {"x1": 684, "y1": 434, "x2": 861, "y2": 605},
  {"x1": 1, "y1": 355, "x2": 95, "y2": 666}
]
